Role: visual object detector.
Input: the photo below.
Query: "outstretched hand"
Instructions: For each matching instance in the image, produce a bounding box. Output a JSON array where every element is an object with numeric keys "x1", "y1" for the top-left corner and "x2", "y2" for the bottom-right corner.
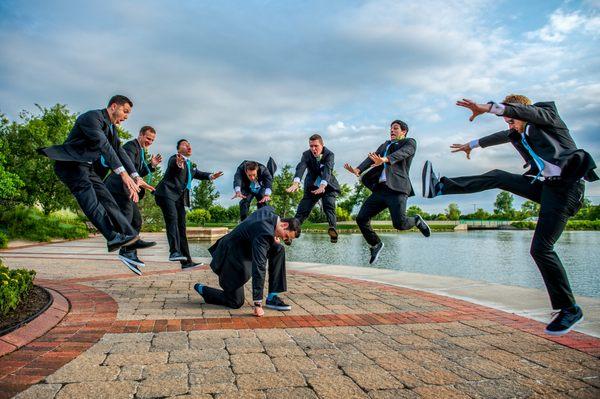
[
  {"x1": 231, "y1": 191, "x2": 247, "y2": 200},
  {"x1": 286, "y1": 182, "x2": 300, "y2": 193},
  {"x1": 456, "y1": 98, "x2": 490, "y2": 122},
  {"x1": 344, "y1": 163, "x2": 360, "y2": 177},
  {"x1": 450, "y1": 143, "x2": 472, "y2": 159},
  {"x1": 368, "y1": 153, "x2": 387, "y2": 166},
  {"x1": 122, "y1": 173, "x2": 140, "y2": 202},
  {"x1": 175, "y1": 153, "x2": 185, "y2": 169},
  {"x1": 150, "y1": 154, "x2": 162, "y2": 167},
  {"x1": 211, "y1": 171, "x2": 224, "y2": 180},
  {"x1": 311, "y1": 185, "x2": 326, "y2": 195},
  {"x1": 136, "y1": 178, "x2": 155, "y2": 192},
  {"x1": 258, "y1": 195, "x2": 271, "y2": 204}
]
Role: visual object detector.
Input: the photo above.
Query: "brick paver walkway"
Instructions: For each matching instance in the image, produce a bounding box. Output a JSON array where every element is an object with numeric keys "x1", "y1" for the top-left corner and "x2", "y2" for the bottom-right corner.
[{"x1": 1, "y1": 234, "x2": 599, "y2": 398}]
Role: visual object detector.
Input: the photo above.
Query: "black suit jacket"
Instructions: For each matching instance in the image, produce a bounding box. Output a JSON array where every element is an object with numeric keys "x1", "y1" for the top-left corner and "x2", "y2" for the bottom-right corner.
[
  {"x1": 479, "y1": 102, "x2": 598, "y2": 182},
  {"x1": 357, "y1": 138, "x2": 416, "y2": 196},
  {"x1": 233, "y1": 158, "x2": 276, "y2": 197},
  {"x1": 293, "y1": 147, "x2": 340, "y2": 194},
  {"x1": 38, "y1": 109, "x2": 136, "y2": 175},
  {"x1": 154, "y1": 154, "x2": 212, "y2": 206},
  {"x1": 208, "y1": 206, "x2": 279, "y2": 299},
  {"x1": 105, "y1": 139, "x2": 155, "y2": 200}
]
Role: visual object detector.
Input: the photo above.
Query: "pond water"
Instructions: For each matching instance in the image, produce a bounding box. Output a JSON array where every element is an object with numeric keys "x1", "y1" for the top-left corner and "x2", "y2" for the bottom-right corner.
[{"x1": 190, "y1": 230, "x2": 600, "y2": 298}]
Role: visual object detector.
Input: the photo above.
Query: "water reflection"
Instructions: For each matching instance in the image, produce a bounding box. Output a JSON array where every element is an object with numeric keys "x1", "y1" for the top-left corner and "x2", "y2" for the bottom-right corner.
[{"x1": 190, "y1": 231, "x2": 600, "y2": 298}]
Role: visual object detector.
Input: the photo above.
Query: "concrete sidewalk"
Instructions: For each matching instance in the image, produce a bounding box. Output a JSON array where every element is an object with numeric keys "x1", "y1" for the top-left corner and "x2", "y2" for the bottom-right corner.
[{"x1": 0, "y1": 234, "x2": 598, "y2": 398}]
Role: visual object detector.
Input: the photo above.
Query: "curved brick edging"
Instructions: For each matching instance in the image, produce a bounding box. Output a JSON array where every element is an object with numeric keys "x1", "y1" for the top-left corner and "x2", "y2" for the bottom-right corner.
[
  {"x1": 0, "y1": 280, "x2": 118, "y2": 399},
  {"x1": 0, "y1": 287, "x2": 68, "y2": 357}
]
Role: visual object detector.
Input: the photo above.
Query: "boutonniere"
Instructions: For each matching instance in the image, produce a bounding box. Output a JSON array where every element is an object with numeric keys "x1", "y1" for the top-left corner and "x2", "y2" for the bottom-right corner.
[{"x1": 191, "y1": 162, "x2": 197, "y2": 169}]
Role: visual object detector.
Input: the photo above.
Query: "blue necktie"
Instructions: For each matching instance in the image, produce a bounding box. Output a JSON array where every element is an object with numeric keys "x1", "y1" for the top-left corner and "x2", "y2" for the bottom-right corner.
[
  {"x1": 382, "y1": 141, "x2": 395, "y2": 170},
  {"x1": 186, "y1": 160, "x2": 192, "y2": 190},
  {"x1": 521, "y1": 130, "x2": 545, "y2": 183},
  {"x1": 250, "y1": 181, "x2": 259, "y2": 193}
]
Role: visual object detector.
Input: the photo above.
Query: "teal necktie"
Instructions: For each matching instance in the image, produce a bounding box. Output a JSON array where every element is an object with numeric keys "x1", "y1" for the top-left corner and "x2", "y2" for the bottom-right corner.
[
  {"x1": 250, "y1": 181, "x2": 259, "y2": 193},
  {"x1": 521, "y1": 130, "x2": 545, "y2": 183},
  {"x1": 186, "y1": 160, "x2": 192, "y2": 190},
  {"x1": 140, "y1": 148, "x2": 152, "y2": 182}
]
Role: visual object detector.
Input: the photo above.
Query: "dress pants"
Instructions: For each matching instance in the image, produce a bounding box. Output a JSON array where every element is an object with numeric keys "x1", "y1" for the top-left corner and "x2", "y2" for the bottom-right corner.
[
  {"x1": 112, "y1": 192, "x2": 143, "y2": 255},
  {"x1": 155, "y1": 195, "x2": 191, "y2": 263},
  {"x1": 440, "y1": 169, "x2": 585, "y2": 310},
  {"x1": 201, "y1": 243, "x2": 287, "y2": 308},
  {"x1": 54, "y1": 161, "x2": 135, "y2": 240},
  {"x1": 294, "y1": 191, "x2": 337, "y2": 228},
  {"x1": 239, "y1": 193, "x2": 267, "y2": 221},
  {"x1": 356, "y1": 183, "x2": 416, "y2": 246}
]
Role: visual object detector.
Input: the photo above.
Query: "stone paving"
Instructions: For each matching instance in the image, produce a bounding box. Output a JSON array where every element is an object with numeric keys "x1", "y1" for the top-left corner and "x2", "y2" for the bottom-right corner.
[{"x1": 0, "y1": 234, "x2": 599, "y2": 398}]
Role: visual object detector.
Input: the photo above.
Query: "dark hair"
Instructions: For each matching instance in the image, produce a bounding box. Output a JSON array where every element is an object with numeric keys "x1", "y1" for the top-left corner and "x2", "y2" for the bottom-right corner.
[
  {"x1": 390, "y1": 119, "x2": 409, "y2": 133},
  {"x1": 176, "y1": 139, "x2": 189, "y2": 149},
  {"x1": 245, "y1": 161, "x2": 259, "y2": 171},
  {"x1": 139, "y1": 126, "x2": 156, "y2": 135},
  {"x1": 281, "y1": 217, "x2": 301, "y2": 238},
  {"x1": 108, "y1": 95, "x2": 133, "y2": 108},
  {"x1": 309, "y1": 134, "x2": 323, "y2": 144}
]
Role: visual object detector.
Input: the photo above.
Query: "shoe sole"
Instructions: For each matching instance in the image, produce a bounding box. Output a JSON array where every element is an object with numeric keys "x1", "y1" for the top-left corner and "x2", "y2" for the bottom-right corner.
[
  {"x1": 118, "y1": 255, "x2": 145, "y2": 268},
  {"x1": 119, "y1": 257, "x2": 142, "y2": 276},
  {"x1": 417, "y1": 217, "x2": 431, "y2": 238},
  {"x1": 169, "y1": 256, "x2": 188, "y2": 262},
  {"x1": 544, "y1": 315, "x2": 584, "y2": 336},
  {"x1": 265, "y1": 304, "x2": 292, "y2": 311},
  {"x1": 182, "y1": 263, "x2": 204, "y2": 270},
  {"x1": 109, "y1": 236, "x2": 140, "y2": 253},
  {"x1": 370, "y1": 242, "x2": 384, "y2": 264},
  {"x1": 328, "y1": 228, "x2": 338, "y2": 243},
  {"x1": 423, "y1": 161, "x2": 432, "y2": 198}
]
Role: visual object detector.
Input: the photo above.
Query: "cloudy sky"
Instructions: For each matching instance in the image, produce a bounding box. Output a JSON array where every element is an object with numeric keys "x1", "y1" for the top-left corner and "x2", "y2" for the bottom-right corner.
[{"x1": 1, "y1": 0, "x2": 599, "y2": 213}]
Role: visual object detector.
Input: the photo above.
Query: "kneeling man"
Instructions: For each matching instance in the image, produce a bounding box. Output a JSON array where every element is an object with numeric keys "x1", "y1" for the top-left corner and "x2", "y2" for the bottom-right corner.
[{"x1": 193, "y1": 206, "x2": 300, "y2": 316}]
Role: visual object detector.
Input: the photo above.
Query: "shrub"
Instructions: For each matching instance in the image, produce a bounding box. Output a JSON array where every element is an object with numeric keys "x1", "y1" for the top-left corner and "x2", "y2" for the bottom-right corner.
[
  {"x1": 0, "y1": 231, "x2": 7, "y2": 248},
  {"x1": 0, "y1": 205, "x2": 88, "y2": 242},
  {"x1": 208, "y1": 205, "x2": 231, "y2": 223},
  {"x1": 336, "y1": 206, "x2": 351, "y2": 222},
  {"x1": 187, "y1": 208, "x2": 211, "y2": 225},
  {"x1": 0, "y1": 261, "x2": 36, "y2": 316}
]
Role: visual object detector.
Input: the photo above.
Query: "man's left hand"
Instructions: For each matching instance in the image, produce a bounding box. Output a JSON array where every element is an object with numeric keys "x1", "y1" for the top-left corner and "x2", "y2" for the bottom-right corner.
[
  {"x1": 368, "y1": 153, "x2": 387, "y2": 166},
  {"x1": 150, "y1": 154, "x2": 162, "y2": 167},
  {"x1": 456, "y1": 98, "x2": 490, "y2": 122},
  {"x1": 311, "y1": 184, "x2": 326, "y2": 195},
  {"x1": 211, "y1": 171, "x2": 224, "y2": 180},
  {"x1": 136, "y1": 177, "x2": 155, "y2": 192}
]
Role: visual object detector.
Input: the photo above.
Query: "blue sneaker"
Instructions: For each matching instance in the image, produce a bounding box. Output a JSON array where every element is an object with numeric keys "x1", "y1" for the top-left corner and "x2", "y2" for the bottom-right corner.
[{"x1": 544, "y1": 305, "x2": 583, "y2": 336}]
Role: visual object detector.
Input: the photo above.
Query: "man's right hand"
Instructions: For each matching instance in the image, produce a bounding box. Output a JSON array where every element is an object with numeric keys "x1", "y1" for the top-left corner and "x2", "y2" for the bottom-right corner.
[
  {"x1": 286, "y1": 182, "x2": 300, "y2": 193},
  {"x1": 175, "y1": 153, "x2": 185, "y2": 169},
  {"x1": 344, "y1": 163, "x2": 360, "y2": 176},
  {"x1": 450, "y1": 143, "x2": 472, "y2": 159},
  {"x1": 121, "y1": 172, "x2": 140, "y2": 202},
  {"x1": 231, "y1": 191, "x2": 247, "y2": 199}
]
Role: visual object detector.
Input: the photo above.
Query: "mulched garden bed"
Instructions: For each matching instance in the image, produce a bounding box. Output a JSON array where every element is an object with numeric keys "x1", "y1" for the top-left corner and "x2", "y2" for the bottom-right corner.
[{"x1": 0, "y1": 285, "x2": 52, "y2": 336}]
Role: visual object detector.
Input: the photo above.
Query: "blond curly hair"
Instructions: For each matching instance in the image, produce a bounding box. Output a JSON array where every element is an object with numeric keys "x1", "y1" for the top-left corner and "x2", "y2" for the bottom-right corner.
[{"x1": 503, "y1": 94, "x2": 532, "y2": 105}]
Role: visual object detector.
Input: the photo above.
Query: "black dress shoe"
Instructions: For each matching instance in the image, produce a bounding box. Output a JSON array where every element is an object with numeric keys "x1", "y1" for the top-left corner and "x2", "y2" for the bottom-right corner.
[
  {"x1": 125, "y1": 239, "x2": 157, "y2": 250},
  {"x1": 169, "y1": 252, "x2": 187, "y2": 262},
  {"x1": 118, "y1": 256, "x2": 143, "y2": 276},
  {"x1": 369, "y1": 242, "x2": 384, "y2": 264},
  {"x1": 118, "y1": 252, "x2": 145, "y2": 268},
  {"x1": 422, "y1": 160, "x2": 441, "y2": 198},
  {"x1": 181, "y1": 261, "x2": 204, "y2": 270},
  {"x1": 328, "y1": 227, "x2": 339, "y2": 243},
  {"x1": 107, "y1": 233, "x2": 139, "y2": 252},
  {"x1": 414, "y1": 215, "x2": 431, "y2": 237}
]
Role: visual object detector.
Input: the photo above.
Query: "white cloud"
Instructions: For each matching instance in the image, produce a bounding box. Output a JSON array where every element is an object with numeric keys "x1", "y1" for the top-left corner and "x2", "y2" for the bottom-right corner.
[{"x1": 527, "y1": 9, "x2": 600, "y2": 42}]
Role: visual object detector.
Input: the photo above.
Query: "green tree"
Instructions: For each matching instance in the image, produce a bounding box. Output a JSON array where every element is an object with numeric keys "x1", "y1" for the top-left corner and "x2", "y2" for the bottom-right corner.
[
  {"x1": 270, "y1": 164, "x2": 302, "y2": 217},
  {"x1": 494, "y1": 191, "x2": 514, "y2": 216},
  {"x1": 1, "y1": 104, "x2": 79, "y2": 214},
  {"x1": 338, "y1": 182, "x2": 370, "y2": 216},
  {"x1": 407, "y1": 205, "x2": 430, "y2": 219},
  {"x1": 191, "y1": 179, "x2": 219, "y2": 210},
  {"x1": 0, "y1": 125, "x2": 24, "y2": 203},
  {"x1": 445, "y1": 203, "x2": 461, "y2": 221},
  {"x1": 520, "y1": 200, "x2": 540, "y2": 218},
  {"x1": 138, "y1": 165, "x2": 165, "y2": 232}
]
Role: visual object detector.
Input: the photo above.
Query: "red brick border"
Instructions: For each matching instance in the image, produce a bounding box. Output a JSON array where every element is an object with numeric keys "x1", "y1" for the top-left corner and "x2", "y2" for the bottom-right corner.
[
  {"x1": 0, "y1": 280, "x2": 118, "y2": 399},
  {"x1": 0, "y1": 288, "x2": 69, "y2": 358}
]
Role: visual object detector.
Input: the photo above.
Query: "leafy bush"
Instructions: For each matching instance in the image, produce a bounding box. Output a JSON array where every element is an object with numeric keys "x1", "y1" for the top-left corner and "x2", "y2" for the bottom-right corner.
[
  {"x1": 510, "y1": 221, "x2": 537, "y2": 230},
  {"x1": 0, "y1": 231, "x2": 7, "y2": 248},
  {"x1": 0, "y1": 260, "x2": 36, "y2": 316},
  {"x1": 566, "y1": 220, "x2": 600, "y2": 230},
  {"x1": 335, "y1": 206, "x2": 351, "y2": 222},
  {"x1": 0, "y1": 205, "x2": 88, "y2": 242},
  {"x1": 187, "y1": 208, "x2": 211, "y2": 225}
]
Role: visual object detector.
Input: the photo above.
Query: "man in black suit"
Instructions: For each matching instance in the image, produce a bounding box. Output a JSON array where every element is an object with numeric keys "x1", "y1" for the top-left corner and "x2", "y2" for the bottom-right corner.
[
  {"x1": 38, "y1": 95, "x2": 143, "y2": 254},
  {"x1": 423, "y1": 94, "x2": 598, "y2": 336},
  {"x1": 232, "y1": 158, "x2": 276, "y2": 221},
  {"x1": 105, "y1": 126, "x2": 162, "y2": 273},
  {"x1": 344, "y1": 120, "x2": 431, "y2": 264},
  {"x1": 286, "y1": 134, "x2": 340, "y2": 243},
  {"x1": 193, "y1": 206, "x2": 300, "y2": 317},
  {"x1": 154, "y1": 139, "x2": 223, "y2": 269}
]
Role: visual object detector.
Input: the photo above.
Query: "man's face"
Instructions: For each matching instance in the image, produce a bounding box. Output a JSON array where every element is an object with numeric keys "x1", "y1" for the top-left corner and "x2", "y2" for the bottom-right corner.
[
  {"x1": 139, "y1": 131, "x2": 156, "y2": 149},
  {"x1": 275, "y1": 222, "x2": 297, "y2": 243},
  {"x1": 390, "y1": 123, "x2": 407, "y2": 140},
  {"x1": 245, "y1": 168, "x2": 258, "y2": 182},
  {"x1": 178, "y1": 140, "x2": 192, "y2": 156},
  {"x1": 309, "y1": 140, "x2": 323, "y2": 157},
  {"x1": 503, "y1": 117, "x2": 526, "y2": 133},
  {"x1": 108, "y1": 103, "x2": 132, "y2": 125}
]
